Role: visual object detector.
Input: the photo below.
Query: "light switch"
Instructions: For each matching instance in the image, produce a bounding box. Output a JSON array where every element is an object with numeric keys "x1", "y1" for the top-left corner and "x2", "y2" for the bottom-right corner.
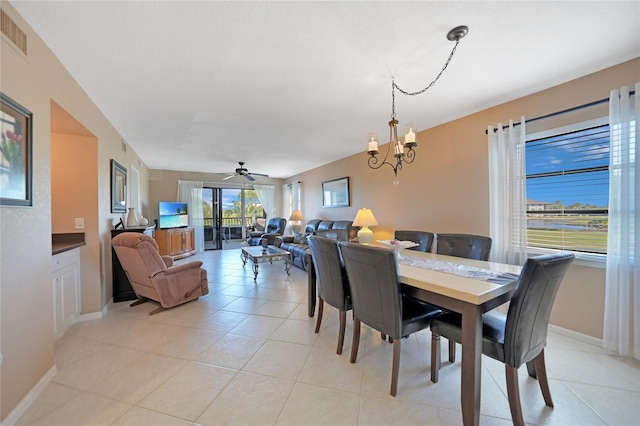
[{"x1": 74, "y1": 218, "x2": 85, "y2": 229}]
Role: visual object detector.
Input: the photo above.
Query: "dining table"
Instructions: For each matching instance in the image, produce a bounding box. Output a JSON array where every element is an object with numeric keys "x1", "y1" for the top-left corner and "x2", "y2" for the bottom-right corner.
[
  {"x1": 395, "y1": 248, "x2": 521, "y2": 426},
  {"x1": 306, "y1": 244, "x2": 521, "y2": 425}
]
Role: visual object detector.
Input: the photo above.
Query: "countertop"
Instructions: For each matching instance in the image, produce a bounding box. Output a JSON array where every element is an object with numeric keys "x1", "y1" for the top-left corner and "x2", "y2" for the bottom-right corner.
[{"x1": 52, "y1": 233, "x2": 86, "y2": 255}]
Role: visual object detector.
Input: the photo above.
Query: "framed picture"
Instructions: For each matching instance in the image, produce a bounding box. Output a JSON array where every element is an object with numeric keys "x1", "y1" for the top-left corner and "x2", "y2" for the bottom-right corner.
[
  {"x1": 0, "y1": 93, "x2": 33, "y2": 207},
  {"x1": 111, "y1": 159, "x2": 127, "y2": 213},
  {"x1": 322, "y1": 176, "x2": 350, "y2": 208}
]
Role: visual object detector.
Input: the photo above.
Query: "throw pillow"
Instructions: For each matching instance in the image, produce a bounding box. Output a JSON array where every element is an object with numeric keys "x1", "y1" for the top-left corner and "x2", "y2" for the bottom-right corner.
[{"x1": 293, "y1": 232, "x2": 310, "y2": 244}]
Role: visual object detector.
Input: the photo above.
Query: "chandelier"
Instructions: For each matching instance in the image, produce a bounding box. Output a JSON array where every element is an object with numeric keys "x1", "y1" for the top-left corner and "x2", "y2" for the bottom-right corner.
[{"x1": 366, "y1": 25, "x2": 469, "y2": 184}]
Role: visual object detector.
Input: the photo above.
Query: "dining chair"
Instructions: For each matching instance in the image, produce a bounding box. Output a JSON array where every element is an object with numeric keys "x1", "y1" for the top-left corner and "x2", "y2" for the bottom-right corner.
[
  {"x1": 429, "y1": 252, "x2": 575, "y2": 426},
  {"x1": 394, "y1": 230, "x2": 435, "y2": 252},
  {"x1": 435, "y1": 233, "x2": 492, "y2": 261},
  {"x1": 433, "y1": 233, "x2": 493, "y2": 361},
  {"x1": 307, "y1": 235, "x2": 352, "y2": 354},
  {"x1": 338, "y1": 242, "x2": 442, "y2": 396}
]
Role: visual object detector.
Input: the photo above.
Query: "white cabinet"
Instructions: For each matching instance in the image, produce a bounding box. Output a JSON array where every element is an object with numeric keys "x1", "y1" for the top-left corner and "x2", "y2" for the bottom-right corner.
[{"x1": 52, "y1": 249, "x2": 80, "y2": 341}]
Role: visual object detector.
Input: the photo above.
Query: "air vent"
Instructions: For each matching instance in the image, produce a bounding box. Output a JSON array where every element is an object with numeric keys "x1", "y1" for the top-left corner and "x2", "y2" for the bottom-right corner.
[{"x1": 1, "y1": 9, "x2": 27, "y2": 55}]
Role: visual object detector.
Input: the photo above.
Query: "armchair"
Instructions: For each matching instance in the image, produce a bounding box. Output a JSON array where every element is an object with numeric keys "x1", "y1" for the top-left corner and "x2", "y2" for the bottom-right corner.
[
  {"x1": 112, "y1": 232, "x2": 209, "y2": 315},
  {"x1": 247, "y1": 217, "x2": 287, "y2": 246}
]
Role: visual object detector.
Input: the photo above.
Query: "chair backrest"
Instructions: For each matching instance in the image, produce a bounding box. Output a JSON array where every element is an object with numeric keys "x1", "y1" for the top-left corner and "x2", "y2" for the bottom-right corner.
[
  {"x1": 331, "y1": 220, "x2": 357, "y2": 240},
  {"x1": 504, "y1": 252, "x2": 575, "y2": 368},
  {"x1": 112, "y1": 232, "x2": 167, "y2": 290},
  {"x1": 305, "y1": 219, "x2": 322, "y2": 233},
  {"x1": 338, "y1": 242, "x2": 402, "y2": 339},
  {"x1": 308, "y1": 236, "x2": 351, "y2": 310},
  {"x1": 436, "y1": 233, "x2": 492, "y2": 260},
  {"x1": 266, "y1": 217, "x2": 286, "y2": 234},
  {"x1": 394, "y1": 230, "x2": 435, "y2": 252}
]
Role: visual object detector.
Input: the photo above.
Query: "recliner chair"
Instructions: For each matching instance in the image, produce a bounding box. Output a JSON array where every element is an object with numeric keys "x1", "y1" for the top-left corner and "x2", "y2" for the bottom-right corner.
[
  {"x1": 112, "y1": 232, "x2": 209, "y2": 315},
  {"x1": 247, "y1": 217, "x2": 287, "y2": 246}
]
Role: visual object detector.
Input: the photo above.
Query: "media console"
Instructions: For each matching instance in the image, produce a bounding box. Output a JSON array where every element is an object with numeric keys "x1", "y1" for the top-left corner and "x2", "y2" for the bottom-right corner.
[{"x1": 155, "y1": 227, "x2": 195, "y2": 260}]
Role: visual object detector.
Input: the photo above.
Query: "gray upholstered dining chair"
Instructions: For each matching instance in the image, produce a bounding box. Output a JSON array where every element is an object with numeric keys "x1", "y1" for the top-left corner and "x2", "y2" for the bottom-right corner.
[
  {"x1": 429, "y1": 252, "x2": 575, "y2": 426},
  {"x1": 338, "y1": 242, "x2": 442, "y2": 396},
  {"x1": 394, "y1": 230, "x2": 435, "y2": 252},
  {"x1": 434, "y1": 233, "x2": 493, "y2": 361},
  {"x1": 307, "y1": 235, "x2": 352, "y2": 354},
  {"x1": 435, "y1": 233, "x2": 492, "y2": 261}
]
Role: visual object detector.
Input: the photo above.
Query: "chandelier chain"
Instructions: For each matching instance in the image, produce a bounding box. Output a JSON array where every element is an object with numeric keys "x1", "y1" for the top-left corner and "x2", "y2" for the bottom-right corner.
[{"x1": 393, "y1": 39, "x2": 461, "y2": 97}]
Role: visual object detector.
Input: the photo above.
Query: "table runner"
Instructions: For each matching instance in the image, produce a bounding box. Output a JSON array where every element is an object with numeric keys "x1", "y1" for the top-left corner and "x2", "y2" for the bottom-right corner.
[{"x1": 397, "y1": 256, "x2": 519, "y2": 285}]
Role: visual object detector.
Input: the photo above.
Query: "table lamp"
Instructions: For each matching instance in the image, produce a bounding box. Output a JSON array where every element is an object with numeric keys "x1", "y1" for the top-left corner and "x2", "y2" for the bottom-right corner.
[
  {"x1": 289, "y1": 209, "x2": 304, "y2": 234},
  {"x1": 352, "y1": 208, "x2": 378, "y2": 244}
]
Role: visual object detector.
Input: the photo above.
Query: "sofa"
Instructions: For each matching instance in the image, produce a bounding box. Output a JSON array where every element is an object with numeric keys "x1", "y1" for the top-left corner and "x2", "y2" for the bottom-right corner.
[{"x1": 276, "y1": 219, "x2": 357, "y2": 271}]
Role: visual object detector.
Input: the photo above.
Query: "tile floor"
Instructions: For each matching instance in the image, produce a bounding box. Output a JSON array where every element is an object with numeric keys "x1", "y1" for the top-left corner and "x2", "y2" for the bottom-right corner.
[{"x1": 16, "y1": 249, "x2": 640, "y2": 425}]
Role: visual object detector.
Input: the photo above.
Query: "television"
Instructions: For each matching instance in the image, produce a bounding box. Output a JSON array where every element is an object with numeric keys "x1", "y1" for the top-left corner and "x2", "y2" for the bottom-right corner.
[{"x1": 158, "y1": 201, "x2": 189, "y2": 229}]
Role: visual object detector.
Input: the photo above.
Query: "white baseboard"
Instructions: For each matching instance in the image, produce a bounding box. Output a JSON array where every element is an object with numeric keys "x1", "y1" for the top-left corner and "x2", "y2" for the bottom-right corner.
[
  {"x1": 1, "y1": 365, "x2": 57, "y2": 426},
  {"x1": 549, "y1": 324, "x2": 603, "y2": 348}
]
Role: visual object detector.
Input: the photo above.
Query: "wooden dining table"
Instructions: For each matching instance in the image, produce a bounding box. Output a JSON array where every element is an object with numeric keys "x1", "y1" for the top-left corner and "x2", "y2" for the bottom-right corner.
[
  {"x1": 396, "y1": 249, "x2": 521, "y2": 426},
  {"x1": 305, "y1": 244, "x2": 521, "y2": 425}
]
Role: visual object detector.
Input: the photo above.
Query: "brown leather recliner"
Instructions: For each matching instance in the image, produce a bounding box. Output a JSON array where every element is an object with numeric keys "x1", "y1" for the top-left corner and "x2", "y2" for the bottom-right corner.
[{"x1": 112, "y1": 232, "x2": 208, "y2": 315}]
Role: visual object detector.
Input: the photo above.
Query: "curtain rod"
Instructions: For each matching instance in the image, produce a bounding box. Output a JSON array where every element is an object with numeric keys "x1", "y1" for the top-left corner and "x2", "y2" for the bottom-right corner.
[{"x1": 485, "y1": 90, "x2": 635, "y2": 134}]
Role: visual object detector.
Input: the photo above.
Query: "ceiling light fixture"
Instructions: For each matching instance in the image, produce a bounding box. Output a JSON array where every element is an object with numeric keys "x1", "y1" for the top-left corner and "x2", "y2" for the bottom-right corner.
[{"x1": 366, "y1": 25, "x2": 469, "y2": 185}]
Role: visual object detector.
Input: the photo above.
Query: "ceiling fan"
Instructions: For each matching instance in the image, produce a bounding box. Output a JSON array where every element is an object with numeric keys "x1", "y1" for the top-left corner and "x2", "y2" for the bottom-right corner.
[{"x1": 222, "y1": 161, "x2": 269, "y2": 182}]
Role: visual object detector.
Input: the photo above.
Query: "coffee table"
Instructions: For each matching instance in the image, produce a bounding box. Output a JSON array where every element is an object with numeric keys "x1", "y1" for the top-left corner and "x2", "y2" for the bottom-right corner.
[{"x1": 241, "y1": 245, "x2": 292, "y2": 280}]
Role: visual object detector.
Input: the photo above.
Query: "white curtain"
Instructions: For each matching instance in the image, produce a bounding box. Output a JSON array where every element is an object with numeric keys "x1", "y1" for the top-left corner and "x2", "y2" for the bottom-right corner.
[
  {"x1": 282, "y1": 181, "x2": 302, "y2": 235},
  {"x1": 177, "y1": 180, "x2": 204, "y2": 253},
  {"x1": 604, "y1": 83, "x2": 639, "y2": 359},
  {"x1": 253, "y1": 184, "x2": 275, "y2": 222},
  {"x1": 488, "y1": 118, "x2": 528, "y2": 265}
]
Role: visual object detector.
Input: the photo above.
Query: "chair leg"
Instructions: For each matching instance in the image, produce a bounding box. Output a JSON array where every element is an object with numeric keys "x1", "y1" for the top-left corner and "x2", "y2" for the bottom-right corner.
[
  {"x1": 431, "y1": 333, "x2": 441, "y2": 383},
  {"x1": 350, "y1": 318, "x2": 361, "y2": 363},
  {"x1": 390, "y1": 338, "x2": 401, "y2": 396},
  {"x1": 505, "y1": 365, "x2": 525, "y2": 426},
  {"x1": 526, "y1": 359, "x2": 537, "y2": 379},
  {"x1": 448, "y1": 339, "x2": 456, "y2": 363},
  {"x1": 534, "y1": 349, "x2": 554, "y2": 407},
  {"x1": 315, "y1": 298, "x2": 324, "y2": 334},
  {"x1": 129, "y1": 297, "x2": 148, "y2": 307},
  {"x1": 149, "y1": 305, "x2": 168, "y2": 316},
  {"x1": 337, "y1": 310, "x2": 346, "y2": 355}
]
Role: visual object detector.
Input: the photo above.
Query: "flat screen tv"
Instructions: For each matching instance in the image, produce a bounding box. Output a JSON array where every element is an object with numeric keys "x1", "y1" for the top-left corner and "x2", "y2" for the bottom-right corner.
[{"x1": 158, "y1": 201, "x2": 189, "y2": 229}]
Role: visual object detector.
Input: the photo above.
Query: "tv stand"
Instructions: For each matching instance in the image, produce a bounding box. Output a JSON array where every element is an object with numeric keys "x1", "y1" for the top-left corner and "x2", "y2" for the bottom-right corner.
[{"x1": 155, "y1": 227, "x2": 195, "y2": 260}]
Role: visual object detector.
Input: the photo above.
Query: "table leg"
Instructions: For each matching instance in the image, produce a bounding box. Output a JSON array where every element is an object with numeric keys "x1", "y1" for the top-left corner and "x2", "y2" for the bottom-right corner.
[
  {"x1": 307, "y1": 253, "x2": 316, "y2": 317},
  {"x1": 284, "y1": 255, "x2": 292, "y2": 275},
  {"x1": 241, "y1": 251, "x2": 247, "y2": 267},
  {"x1": 460, "y1": 303, "x2": 482, "y2": 426},
  {"x1": 252, "y1": 262, "x2": 259, "y2": 280}
]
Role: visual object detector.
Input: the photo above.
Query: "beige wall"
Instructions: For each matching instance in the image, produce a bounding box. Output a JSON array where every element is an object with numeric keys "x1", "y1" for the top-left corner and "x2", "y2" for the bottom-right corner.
[
  {"x1": 148, "y1": 169, "x2": 285, "y2": 225},
  {"x1": 0, "y1": 3, "x2": 149, "y2": 420},
  {"x1": 285, "y1": 58, "x2": 640, "y2": 339}
]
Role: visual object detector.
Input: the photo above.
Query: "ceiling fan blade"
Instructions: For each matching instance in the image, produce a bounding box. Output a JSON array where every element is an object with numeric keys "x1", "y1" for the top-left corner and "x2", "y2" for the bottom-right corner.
[
  {"x1": 248, "y1": 172, "x2": 269, "y2": 178},
  {"x1": 245, "y1": 174, "x2": 256, "y2": 182},
  {"x1": 222, "y1": 174, "x2": 236, "y2": 181}
]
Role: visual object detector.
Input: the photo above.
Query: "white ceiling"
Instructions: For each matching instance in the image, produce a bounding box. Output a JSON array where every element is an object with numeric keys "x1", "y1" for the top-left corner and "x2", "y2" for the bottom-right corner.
[{"x1": 9, "y1": 1, "x2": 640, "y2": 179}]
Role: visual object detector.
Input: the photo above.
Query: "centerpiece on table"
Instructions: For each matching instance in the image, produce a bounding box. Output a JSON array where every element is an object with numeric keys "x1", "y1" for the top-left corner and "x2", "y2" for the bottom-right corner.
[{"x1": 377, "y1": 239, "x2": 419, "y2": 259}]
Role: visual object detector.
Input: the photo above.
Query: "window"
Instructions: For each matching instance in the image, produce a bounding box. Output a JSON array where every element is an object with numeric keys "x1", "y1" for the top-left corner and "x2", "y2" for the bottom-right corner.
[{"x1": 526, "y1": 119, "x2": 609, "y2": 254}]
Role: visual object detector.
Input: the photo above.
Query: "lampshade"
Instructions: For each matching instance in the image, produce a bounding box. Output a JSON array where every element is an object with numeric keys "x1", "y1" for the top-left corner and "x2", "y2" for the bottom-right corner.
[
  {"x1": 289, "y1": 210, "x2": 304, "y2": 221},
  {"x1": 352, "y1": 208, "x2": 378, "y2": 227},
  {"x1": 353, "y1": 208, "x2": 378, "y2": 244}
]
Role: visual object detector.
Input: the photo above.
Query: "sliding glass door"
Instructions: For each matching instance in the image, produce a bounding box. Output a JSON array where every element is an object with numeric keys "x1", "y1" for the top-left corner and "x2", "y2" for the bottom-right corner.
[{"x1": 203, "y1": 187, "x2": 265, "y2": 250}]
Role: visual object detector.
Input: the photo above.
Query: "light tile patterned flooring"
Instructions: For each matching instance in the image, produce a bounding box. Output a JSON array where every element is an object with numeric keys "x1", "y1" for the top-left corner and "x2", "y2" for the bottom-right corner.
[{"x1": 17, "y1": 249, "x2": 640, "y2": 425}]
